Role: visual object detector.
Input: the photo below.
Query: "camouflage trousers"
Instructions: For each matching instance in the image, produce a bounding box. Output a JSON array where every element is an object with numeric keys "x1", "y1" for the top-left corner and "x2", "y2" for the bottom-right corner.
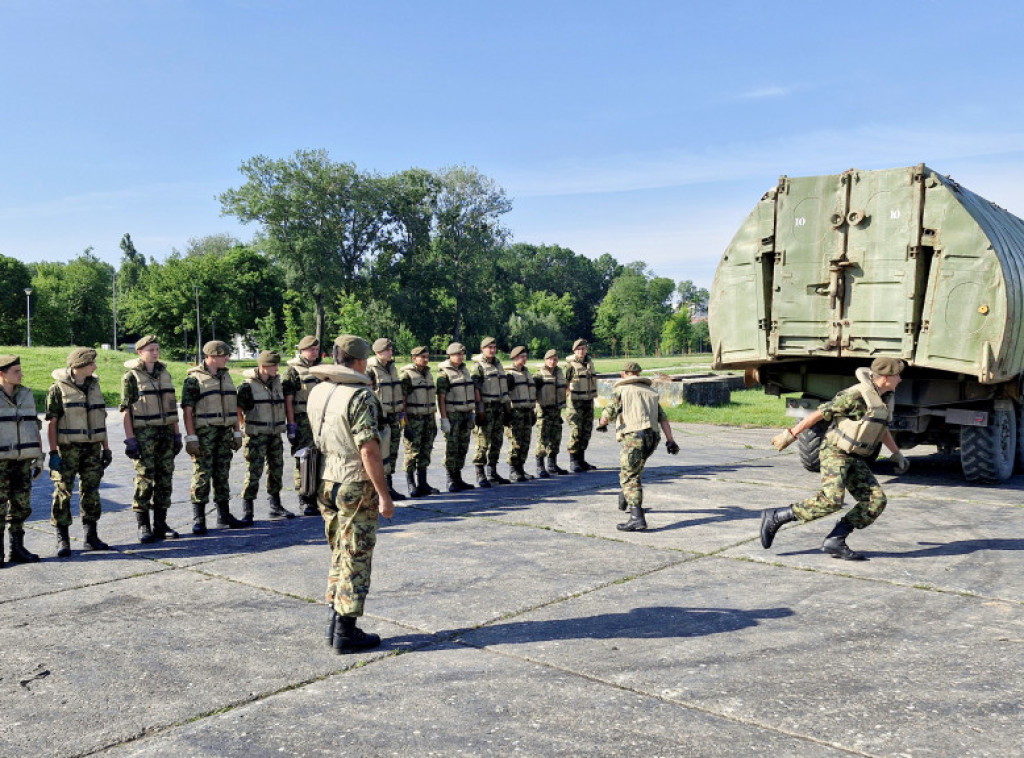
[
  {"x1": 320, "y1": 479, "x2": 378, "y2": 617},
  {"x1": 290, "y1": 414, "x2": 314, "y2": 491},
  {"x1": 792, "y1": 443, "x2": 887, "y2": 528},
  {"x1": 403, "y1": 414, "x2": 437, "y2": 471},
  {"x1": 51, "y1": 441, "x2": 104, "y2": 527},
  {"x1": 505, "y1": 408, "x2": 535, "y2": 467},
  {"x1": 567, "y1": 399, "x2": 594, "y2": 455},
  {"x1": 383, "y1": 415, "x2": 402, "y2": 475},
  {"x1": 443, "y1": 410, "x2": 474, "y2": 474},
  {"x1": 619, "y1": 429, "x2": 659, "y2": 509},
  {"x1": 1, "y1": 459, "x2": 34, "y2": 532},
  {"x1": 131, "y1": 425, "x2": 176, "y2": 513},
  {"x1": 190, "y1": 425, "x2": 235, "y2": 506},
  {"x1": 534, "y1": 405, "x2": 564, "y2": 457},
  {"x1": 473, "y1": 402, "x2": 505, "y2": 467},
  {"x1": 242, "y1": 433, "x2": 284, "y2": 499}
]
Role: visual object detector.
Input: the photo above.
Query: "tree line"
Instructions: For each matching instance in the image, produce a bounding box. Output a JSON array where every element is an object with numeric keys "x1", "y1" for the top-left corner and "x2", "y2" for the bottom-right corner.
[{"x1": 0, "y1": 150, "x2": 709, "y2": 359}]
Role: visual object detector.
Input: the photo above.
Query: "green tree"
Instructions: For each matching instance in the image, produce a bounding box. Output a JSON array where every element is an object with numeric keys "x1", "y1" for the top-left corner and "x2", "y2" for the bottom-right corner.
[
  {"x1": 660, "y1": 307, "x2": 693, "y2": 355},
  {"x1": 251, "y1": 307, "x2": 281, "y2": 353},
  {"x1": 594, "y1": 262, "x2": 674, "y2": 355},
  {"x1": 676, "y1": 279, "x2": 710, "y2": 318},
  {"x1": 28, "y1": 249, "x2": 114, "y2": 346},
  {"x1": 0, "y1": 255, "x2": 32, "y2": 345}
]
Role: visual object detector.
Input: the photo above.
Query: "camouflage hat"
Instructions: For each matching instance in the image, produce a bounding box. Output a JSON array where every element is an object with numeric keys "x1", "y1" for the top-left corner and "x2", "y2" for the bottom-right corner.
[
  {"x1": 480, "y1": 337, "x2": 497, "y2": 349},
  {"x1": 257, "y1": 350, "x2": 281, "y2": 366},
  {"x1": 0, "y1": 355, "x2": 20, "y2": 372},
  {"x1": 510, "y1": 346, "x2": 527, "y2": 359},
  {"x1": 333, "y1": 335, "x2": 371, "y2": 360},
  {"x1": 135, "y1": 334, "x2": 158, "y2": 351},
  {"x1": 446, "y1": 342, "x2": 466, "y2": 355},
  {"x1": 203, "y1": 340, "x2": 231, "y2": 357},
  {"x1": 411, "y1": 346, "x2": 429, "y2": 357},
  {"x1": 544, "y1": 349, "x2": 558, "y2": 360},
  {"x1": 372, "y1": 338, "x2": 393, "y2": 353},
  {"x1": 870, "y1": 357, "x2": 905, "y2": 376},
  {"x1": 297, "y1": 335, "x2": 319, "y2": 350},
  {"x1": 67, "y1": 347, "x2": 97, "y2": 368},
  {"x1": 623, "y1": 361, "x2": 642, "y2": 373},
  {"x1": 573, "y1": 338, "x2": 589, "y2": 350}
]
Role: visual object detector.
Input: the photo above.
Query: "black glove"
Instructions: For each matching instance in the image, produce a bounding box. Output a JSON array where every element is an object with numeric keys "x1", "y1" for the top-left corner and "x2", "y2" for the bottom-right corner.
[
  {"x1": 124, "y1": 437, "x2": 141, "y2": 460},
  {"x1": 49, "y1": 451, "x2": 62, "y2": 473},
  {"x1": 173, "y1": 433, "x2": 183, "y2": 456},
  {"x1": 286, "y1": 422, "x2": 299, "y2": 445},
  {"x1": 101, "y1": 449, "x2": 113, "y2": 468},
  {"x1": 32, "y1": 455, "x2": 44, "y2": 479},
  {"x1": 666, "y1": 440, "x2": 680, "y2": 455}
]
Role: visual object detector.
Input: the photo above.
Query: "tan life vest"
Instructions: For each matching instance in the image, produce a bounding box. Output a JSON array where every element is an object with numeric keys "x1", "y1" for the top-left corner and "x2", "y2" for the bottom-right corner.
[
  {"x1": 535, "y1": 365, "x2": 567, "y2": 409},
  {"x1": 52, "y1": 369, "x2": 107, "y2": 444},
  {"x1": 307, "y1": 365, "x2": 388, "y2": 485},
  {"x1": 401, "y1": 364, "x2": 437, "y2": 417},
  {"x1": 437, "y1": 360, "x2": 476, "y2": 413},
  {"x1": 475, "y1": 357, "x2": 508, "y2": 404},
  {"x1": 567, "y1": 356, "x2": 598, "y2": 401},
  {"x1": 187, "y1": 364, "x2": 238, "y2": 429},
  {"x1": 285, "y1": 357, "x2": 320, "y2": 418},
  {"x1": 506, "y1": 366, "x2": 536, "y2": 409},
  {"x1": 124, "y1": 359, "x2": 178, "y2": 429},
  {"x1": 825, "y1": 368, "x2": 894, "y2": 457},
  {"x1": 240, "y1": 369, "x2": 286, "y2": 436},
  {"x1": 366, "y1": 356, "x2": 404, "y2": 415},
  {"x1": 0, "y1": 385, "x2": 42, "y2": 461},
  {"x1": 613, "y1": 376, "x2": 661, "y2": 440}
]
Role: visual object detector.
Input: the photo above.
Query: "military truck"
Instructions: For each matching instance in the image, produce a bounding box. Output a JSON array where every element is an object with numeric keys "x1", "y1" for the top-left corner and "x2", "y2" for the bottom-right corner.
[{"x1": 708, "y1": 164, "x2": 1024, "y2": 483}]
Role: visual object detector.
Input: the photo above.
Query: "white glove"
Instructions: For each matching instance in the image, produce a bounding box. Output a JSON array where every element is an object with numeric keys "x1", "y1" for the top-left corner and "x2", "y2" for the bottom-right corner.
[
  {"x1": 771, "y1": 428, "x2": 797, "y2": 451},
  {"x1": 892, "y1": 451, "x2": 909, "y2": 475},
  {"x1": 440, "y1": 418, "x2": 452, "y2": 435}
]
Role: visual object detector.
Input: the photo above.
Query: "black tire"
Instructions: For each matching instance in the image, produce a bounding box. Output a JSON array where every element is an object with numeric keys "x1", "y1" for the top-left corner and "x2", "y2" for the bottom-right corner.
[
  {"x1": 961, "y1": 407, "x2": 1017, "y2": 483},
  {"x1": 1016, "y1": 402, "x2": 1024, "y2": 474},
  {"x1": 797, "y1": 420, "x2": 827, "y2": 473}
]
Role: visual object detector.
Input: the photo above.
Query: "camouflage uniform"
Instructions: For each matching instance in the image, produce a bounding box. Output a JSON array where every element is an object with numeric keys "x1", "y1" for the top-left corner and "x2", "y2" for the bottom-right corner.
[
  {"x1": 46, "y1": 373, "x2": 107, "y2": 527},
  {"x1": 533, "y1": 363, "x2": 566, "y2": 458},
  {"x1": 436, "y1": 359, "x2": 475, "y2": 477},
  {"x1": 237, "y1": 372, "x2": 285, "y2": 501},
  {"x1": 366, "y1": 351, "x2": 404, "y2": 479},
  {"x1": 0, "y1": 377, "x2": 42, "y2": 548},
  {"x1": 282, "y1": 352, "x2": 321, "y2": 502},
  {"x1": 565, "y1": 350, "x2": 598, "y2": 468},
  {"x1": 601, "y1": 379, "x2": 667, "y2": 509},
  {"x1": 120, "y1": 361, "x2": 177, "y2": 516},
  {"x1": 0, "y1": 460, "x2": 34, "y2": 532},
  {"x1": 181, "y1": 366, "x2": 237, "y2": 512},
  {"x1": 400, "y1": 364, "x2": 437, "y2": 471},
  {"x1": 504, "y1": 358, "x2": 536, "y2": 473},
  {"x1": 471, "y1": 354, "x2": 509, "y2": 469}
]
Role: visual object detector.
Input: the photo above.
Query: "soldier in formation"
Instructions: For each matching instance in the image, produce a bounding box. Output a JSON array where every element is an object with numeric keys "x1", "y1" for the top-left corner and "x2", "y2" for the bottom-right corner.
[
  {"x1": 400, "y1": 346, "x2": 439, "y2": 497},
  {"x1": 181, "y1": 340, "x2": 248, "y2": 534},
  {"x1": 307, "y1": 335, "x2": 394, "y2": 654},
  {"x1": 760, "y1": 357, "x2": 909, "y2": 560},
  {"x1": 533, "y1": 348, "x2": 569, "y2": 478},
  {"x1": 0, "y1": 355, "x2": 44, "y2": 565},
  {"x1": 120, "y1": 335, "x2": 182, "y2": 544},
  {"x1": 46, "y1": 347, "x2": 113, "y2": 556},
  {"x1": 596, "y1": 361, "x2": 679, "y2": 531},
  {"x1": 435, "y1": 342, "x2": 479, "y2": 492},
  {"x1": 471, "y1": 337, "x2": 511, "y2": 487},
  {"x1": 565, "y1": 338, "x2": 598, "y2": 473},
  {"x1": 504, "y1": 346, "x2": 536, "y2": 482},
  {"x1": 366, "y1": 338, "x2": 406, "y2": 501},
  {"x1": 283, "y1": 335, "x2": 322, "y2": 516},
  {"x1": 237, "y1": 350, "x2": 294, "y2": 522}
]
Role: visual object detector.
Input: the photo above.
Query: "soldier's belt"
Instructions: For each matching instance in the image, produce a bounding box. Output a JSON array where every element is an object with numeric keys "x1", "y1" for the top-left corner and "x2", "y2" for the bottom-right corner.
[
  {"x1": 58, "y1": 427, "x2": 105, "y2": 435},
  {"x1": 0, "y1": 442, "x2": 40, "y2": 452}
]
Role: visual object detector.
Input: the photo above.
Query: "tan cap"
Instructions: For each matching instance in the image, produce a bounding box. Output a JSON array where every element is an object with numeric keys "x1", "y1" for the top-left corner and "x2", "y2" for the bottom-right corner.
[
  {"x1": 67, "y1": 347, "x2": 98, "y2": 368},
  {"x1": 0, "y1": 354, "x2": 20, "y2": 371},
  {"x1": 411, "y1": 346, "x2": 429, "y2": 357},
  {"x1": 333, "y1": 335, "x2": 372, "y2": 360},
  {"x1": 870, "y1": 357, "x2": 905, "y2": 376},
  {"x1": 573, "y1": 338, "x2": 589, "y2": 350},
  {"x1": 297, "y1": 335, "x2": 319, "y2": 350},
  {"x1": 480, "y1": 336, "x2": 497, "y2": 349},
  {"x1": 623, "y1": 361, "x2": 642, "y2": 373},
  {"x1": 372, "y1": 337, "x2": 393, "y2": 352},
  {"x1": 203, "y1": 340, "x2": 231, "y2": 357},
  {"x1": 510, "y1": 346, "x2": 527, "y2": 359},
  {"x1": 446, "y1": 342, "x2": 466, "y2": 355},
  {"x1": 257, "y1": 350, "x2": 281, "y2": 366},
  {"x1": 544, "y1": 349, "x2": 558, "y2": 360},
  {"x1": 135, "y1": 334, "x2": 158, "y2": 351}
]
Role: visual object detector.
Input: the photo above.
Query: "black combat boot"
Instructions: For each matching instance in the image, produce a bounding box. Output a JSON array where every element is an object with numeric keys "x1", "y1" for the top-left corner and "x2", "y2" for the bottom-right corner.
[
  {"x1": 475, "y1": 465, "x2": 491, "y2": 488},
  {"x1": 216, "y1": 502, "x2": 247, "y2": 529},
  {"x1": 486, "y1": 464, "x2": 511, "y2": 485},
  {"x1": 333, "y1": 615, "x2": 381, "y2": 654},
  {"x1": 55, "y1": 524, "x2": 72, "y2": 557},
  {"x1": 618, "y1": 492, "x2": 628, "y2": 511},
  {"x1": 386, "y1": 475, "x2": 407, "y2": 502},
  {"x1": 8, "y1": 530, "x2": 40, "y2": 562},
  {"x1": 536, "y1": 455, "x2": 551, "y2": 479},
  {"x1": 300, "y1": 495, "x2": 320, "y2": 517},
  {"x1": 240, "y1": 499, "x2": 255, "y2": 525},
  {"x1": 760, "y1": 506, "x2": 796, "y2": 549},
  {"x1": 192, "y1": 503, "x2": 208, "y2": 536},
  {"x1": 417, "y1": 468, "x2": 440, "y2": 496},
  {"x1": 821, "y1": 519, "x2": 866, "y2": 560},
  {"x1": 325, "y1": 606, "x2": 338, "y2": 647},
  {"x1": 406, "y1": 470, "x2": 420, "y2": 496},
  {"x1": 570, "y1": 453, "x2": 584, "y2": 473},
  {"x1": 446, "y1": 471, "x2": 459, "y2": 493},
  {"x1": 152, "y1": 509, "x2": 178, "y2": 539},
  {"x1": 509, "y1": 463, "x2": 528, "y2": 483},
  {"x1": 268, "y1": 493, "x2": 296, "y2": 520},
  {"x1": 83, "y1": 520, "x2": 110, "y2": 551},
  {"x1": 547, "y1": 455, "x2": 570, "y2": 475},
  {"x1": 0, "y1": 527, "x2": 5, "y2": 568},
  {"x1": 579, "y1": 455, "x2": 597, "y2": 471},
  {"x1": 135, "y1": 511, "x2": 156, "y2": 544},
  {"x1": 617, "y1": 506, "x2": 648, "y2": 532}
]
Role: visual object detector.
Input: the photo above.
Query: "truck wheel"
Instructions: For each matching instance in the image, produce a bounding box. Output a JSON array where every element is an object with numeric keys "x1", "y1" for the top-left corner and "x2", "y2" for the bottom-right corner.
[
  {"x1": 797, "y1": 420, "x2": 827, "y2": 473},
  {"x1": 1016, "y1": 403, "x2": 1024, "y2": 474},
  {"x1": 961, "y1": 408, "x2": 1017, "y2": 483}
]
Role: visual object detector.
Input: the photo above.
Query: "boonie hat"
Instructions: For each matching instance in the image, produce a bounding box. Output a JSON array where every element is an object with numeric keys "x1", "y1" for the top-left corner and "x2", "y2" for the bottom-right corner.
[
  {"x1": 67, "y1": 347, "x2": 97, "y2": 368},
  {"x1": 297, "y1": 335, "x2": 319, "y2": 350},
  {"x1": 870, "y1": 357, "x2": 905, "y2": 376},
  {"x1": 203, "y1": 340, "x2": 231, "y2": 357},
  {"x1": 257, "y1": 350, "x2": 281, "y2": 366},
  {"x1": 333, "y1": 335, "x2": 371, "y2": 360},
  {"x1": 447, "y1": 342, "x2": 466, "y2": 355},
  {"x1": 372, "y1": 338, "x2": 393, "y2": 353},
  {"x1": 135, "y1": 335, "x2": 158, "y2": 351}
]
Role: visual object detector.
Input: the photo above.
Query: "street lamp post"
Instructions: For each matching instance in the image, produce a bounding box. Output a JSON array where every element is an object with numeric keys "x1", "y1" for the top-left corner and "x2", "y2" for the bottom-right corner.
[
  {"x1": 24, "y1": 288, "x2": 32, "y2": 347},
  {"x1": 194, "y1": 285, "x2": 202, "y2": 365}
]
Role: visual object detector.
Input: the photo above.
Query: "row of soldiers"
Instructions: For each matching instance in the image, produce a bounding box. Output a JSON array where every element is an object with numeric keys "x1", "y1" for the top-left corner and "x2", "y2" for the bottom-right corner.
[{"x1": 0, "y1": 333, "x2": 608, "y2": 564}]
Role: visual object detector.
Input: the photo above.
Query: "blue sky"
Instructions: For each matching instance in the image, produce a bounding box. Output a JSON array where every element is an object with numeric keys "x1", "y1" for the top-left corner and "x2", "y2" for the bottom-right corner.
[{"x1": 2, "y1": 0, "x2": 1024, "y2": 289}]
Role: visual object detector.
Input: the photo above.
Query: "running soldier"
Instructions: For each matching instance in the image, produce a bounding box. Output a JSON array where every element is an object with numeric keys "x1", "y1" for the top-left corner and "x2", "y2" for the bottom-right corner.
[
  {"x1": 284, "y1": 335, "x2": 322, "y2": 516},
  {"x1": 565, "y1": 338, "x2": 598, "y2": 472},
  {"x1": 504, "y1": 346, "x2": 536, "y2": 482},
  {"x1": 533, "y1": 349, "x2": 569, "y2": 478},
  {"x1": 471, "y1": 337, "x2": 511, "y2": 487},
  {"x1": 0, "y1": 355, "x2": 44, "y2": 565},
  {"x1": 400, "y1": 346, "x2": 439, "y2": 498},
  {"x1": 366, "y1": 338, "x2": 406, "y2": 501},
  {"x1": 436, "y1": 342, "x2": 479, "y2": 492}
]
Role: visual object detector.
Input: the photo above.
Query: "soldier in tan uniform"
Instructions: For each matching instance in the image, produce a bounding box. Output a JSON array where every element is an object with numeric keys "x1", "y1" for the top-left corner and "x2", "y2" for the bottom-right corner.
[
  {"x1": 565, "y1": 338, "x2": 598, "y2": 472},
  {"x1": 0, "y1": 355, "x2": 44, "y2": 565},
  {"x1": 307, "y1": 335, "x2": 394, "y2": 654},
  {"x1": 533, "y1": 349, "x2": 569, "y2": 478},
  {"x1": 284, "y1": 335, "x2": 322, "y2": 516},
  {"x1": 366, "y1": 338, "x2": 406, "y2": 501},
  {"x1": 504, "y1": 346, "x2": 537, "y2": 482},
  {"x1": 400, "y1": 346, "x2": 439, "y2": 498},
  {"x1": 471, "y1": 337, "x2": 511, "y2": 487},
  {"x1": 436, "y1": 342, "x2": 479, "y2": 492}
]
